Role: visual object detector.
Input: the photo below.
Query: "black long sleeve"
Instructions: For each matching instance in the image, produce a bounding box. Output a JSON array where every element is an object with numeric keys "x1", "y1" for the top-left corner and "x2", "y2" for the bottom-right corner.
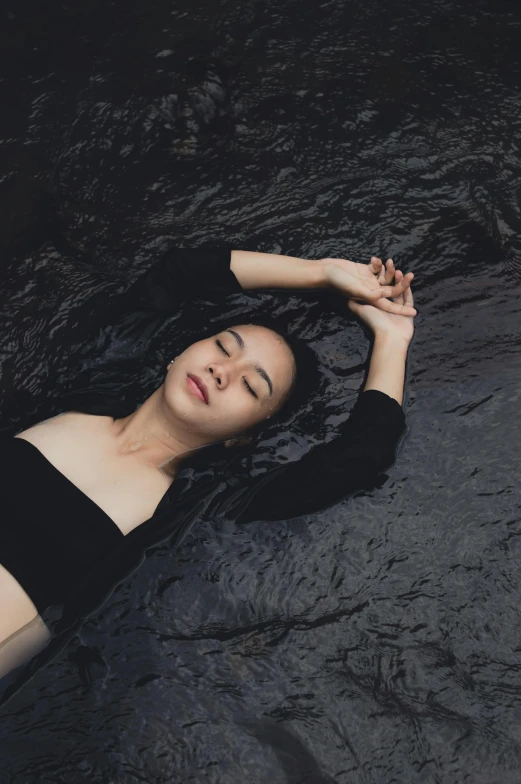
[
  {"x1": 115, "y1": 246, "x2": 243, "y2": 313},
  {"x1": 105, "y1": 247, "x2": 243, "y2": 321},
  {"x1": 71, "y1": 246, "x2": 243, "y2": 344},
  {"x1": 218, "y1": 389, "x2": 406, "y2": 524}
]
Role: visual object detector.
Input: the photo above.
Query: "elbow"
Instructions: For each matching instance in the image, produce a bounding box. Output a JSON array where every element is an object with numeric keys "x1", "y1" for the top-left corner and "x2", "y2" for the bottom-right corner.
[{"x1": 366, "y1": 446, "x2": 400, "y2": 483}]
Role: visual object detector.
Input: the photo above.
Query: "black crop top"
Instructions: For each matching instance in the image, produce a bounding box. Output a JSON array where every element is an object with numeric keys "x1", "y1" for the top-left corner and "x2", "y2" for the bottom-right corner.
[{"x1": 0, "y1": 436, "x2": 125, "y2": 615}]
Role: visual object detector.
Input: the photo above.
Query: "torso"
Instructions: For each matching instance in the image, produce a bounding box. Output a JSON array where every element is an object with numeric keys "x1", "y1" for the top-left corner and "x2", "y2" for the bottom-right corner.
[{"x1": 14, "y1": 412, "x2": 174, "y2": 536}]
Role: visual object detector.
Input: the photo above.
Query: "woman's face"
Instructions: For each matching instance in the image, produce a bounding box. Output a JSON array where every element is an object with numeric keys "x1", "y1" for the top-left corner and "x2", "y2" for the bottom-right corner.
[{"x1": 163, "y1": 324, "x2": 295, "y2": 443}]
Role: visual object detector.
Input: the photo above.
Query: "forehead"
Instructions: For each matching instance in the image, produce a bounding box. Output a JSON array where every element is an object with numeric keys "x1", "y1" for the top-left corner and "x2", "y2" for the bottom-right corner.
[{"x1": 225, "y1": 324, "x2": 291, "y2": 357}]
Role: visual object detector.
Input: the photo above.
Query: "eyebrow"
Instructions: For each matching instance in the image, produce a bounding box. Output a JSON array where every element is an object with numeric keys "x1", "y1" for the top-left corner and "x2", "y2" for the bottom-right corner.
[{"x1": 225, "y1": 329, "x2": 274, "y2": 397}]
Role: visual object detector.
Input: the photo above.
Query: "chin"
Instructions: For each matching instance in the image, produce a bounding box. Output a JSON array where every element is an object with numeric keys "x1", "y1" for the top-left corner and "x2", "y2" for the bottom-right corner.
[{"x1": 164, "y1": 379, "x2": 211, "y2": 430}]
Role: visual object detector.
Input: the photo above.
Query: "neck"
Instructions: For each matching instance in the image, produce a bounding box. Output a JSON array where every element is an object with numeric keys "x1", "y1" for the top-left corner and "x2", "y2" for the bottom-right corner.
[{"x1": 110, "y1": 386, "x2": 210, "y2": 477}]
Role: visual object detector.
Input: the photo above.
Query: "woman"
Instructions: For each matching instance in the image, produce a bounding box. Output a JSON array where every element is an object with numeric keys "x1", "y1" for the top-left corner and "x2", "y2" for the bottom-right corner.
[{"x1": 0, "y1": 247, "x2": 415, "y2": 676}]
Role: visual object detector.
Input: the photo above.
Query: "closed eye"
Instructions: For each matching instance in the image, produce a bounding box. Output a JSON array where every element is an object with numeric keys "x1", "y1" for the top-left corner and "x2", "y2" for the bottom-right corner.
[
  {"x1": 215, "y1": 339, "x2": 258, "y2": 399},
  {"x1": 216, "y1": 339, "x2": 230, "y2": 357}
]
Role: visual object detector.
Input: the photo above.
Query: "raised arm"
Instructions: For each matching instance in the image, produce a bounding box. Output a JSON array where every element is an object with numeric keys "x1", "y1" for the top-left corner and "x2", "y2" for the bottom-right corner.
[
  {"x1": 89, "y1": 246, "x2": 414, "y2": 325},
  {"x1": 219, "y1": 265, "x2": 415, "y2": 524},
  {"x1": 230, "y1": 251, "x2": 416, "y2": 315},
  {"x1": 222, "y1": 373, "x2": 408, "y2": 525},
  {"x1": 119, "y1": 247, "x2": 324, "y2": 312},
  {"x1": 117, "y1": 246, "x2": 416, "y2": 314},
  {"x1": 83, "y1": 248, "x2": 320, "y2": 337}
]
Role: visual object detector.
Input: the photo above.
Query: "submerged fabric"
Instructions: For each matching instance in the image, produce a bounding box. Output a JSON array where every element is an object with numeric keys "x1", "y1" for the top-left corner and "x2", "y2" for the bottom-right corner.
[{"x1": 0, "y1": 247, "x2": 406, "y2": 617}]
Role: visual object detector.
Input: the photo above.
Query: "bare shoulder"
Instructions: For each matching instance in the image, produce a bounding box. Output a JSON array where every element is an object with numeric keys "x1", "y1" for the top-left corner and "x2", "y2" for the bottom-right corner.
[
  {"x1": 15, "y1": 411, "x2": 171, "y2": 535},
  {"x1": 16, "y1": 410, "x2": 113, "y2": 439}
]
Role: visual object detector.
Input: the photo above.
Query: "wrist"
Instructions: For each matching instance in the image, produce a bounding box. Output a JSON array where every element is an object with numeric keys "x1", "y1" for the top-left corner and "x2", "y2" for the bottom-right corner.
[
  {"x1": 373, "y1": 330, "x2": 410, "y2": 354},
  {"x1": 309, "y1": 259, "x2": 331, "y2": 289}
]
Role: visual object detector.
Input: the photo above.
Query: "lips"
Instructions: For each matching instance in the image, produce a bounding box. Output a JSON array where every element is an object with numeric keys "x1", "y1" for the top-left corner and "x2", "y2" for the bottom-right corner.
[{"x1": 187, "y1": 373, "x2": 209, "y2": 404}]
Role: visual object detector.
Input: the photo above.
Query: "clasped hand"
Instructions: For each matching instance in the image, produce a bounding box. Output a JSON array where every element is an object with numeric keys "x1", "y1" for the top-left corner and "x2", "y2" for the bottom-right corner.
[{"x1": 318, "y1": 255, "x2": 416, "y2": 344}]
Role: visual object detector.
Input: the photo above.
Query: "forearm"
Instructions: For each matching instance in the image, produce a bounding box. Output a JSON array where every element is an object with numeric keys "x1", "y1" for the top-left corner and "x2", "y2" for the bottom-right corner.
[
  {"x1": 363, "y1": 332, "x2": 409, "y2": 405},
  {"x1": 230, "y1": 250, "x2": 326, "y2": 290}
]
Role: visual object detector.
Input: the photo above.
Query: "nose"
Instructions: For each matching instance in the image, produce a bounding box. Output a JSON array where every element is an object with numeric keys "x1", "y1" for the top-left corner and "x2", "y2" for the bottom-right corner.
[{"x1": 207, "y1": 362, "x2": 228, "y2": 389}]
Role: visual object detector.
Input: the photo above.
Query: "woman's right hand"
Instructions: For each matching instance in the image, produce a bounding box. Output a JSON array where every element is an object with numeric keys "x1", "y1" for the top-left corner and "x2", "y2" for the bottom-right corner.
[{"x1": 347, "y1": 268, "x2": 415, "y2": 346}]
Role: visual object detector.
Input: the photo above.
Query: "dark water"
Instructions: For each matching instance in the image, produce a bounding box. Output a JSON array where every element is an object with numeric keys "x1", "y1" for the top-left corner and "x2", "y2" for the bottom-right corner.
[{"x1": 1, "y1": 0, "x2": 520, "y2": 781}]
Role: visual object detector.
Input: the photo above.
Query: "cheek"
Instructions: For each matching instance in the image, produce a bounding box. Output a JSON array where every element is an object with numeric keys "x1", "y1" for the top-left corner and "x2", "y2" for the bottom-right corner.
[
  {"x1": 220, "y1": 393, "x2": 256, "y2": 421},
  {"x1": 213, "y1": 393, "x2": 265, "y2": 433}
]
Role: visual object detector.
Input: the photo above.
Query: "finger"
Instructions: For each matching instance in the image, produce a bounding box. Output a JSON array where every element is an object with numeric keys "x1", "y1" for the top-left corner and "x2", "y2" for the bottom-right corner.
[
  {"x1": 370, "y1": 286, "x2": 416, "y2": 314},
  {"x1": 369, "y1": 256, "x2": 383, "y2": 275},
  {"x1": 393, "y1": 275, "x2": 405, "y2": 305},
  {"x1": 347, "y1": 299, "x2": 363, "y2": 316},
  {"x1": 393, "y1": 269, "x2": 404, "y2": 304},
  {"x1": 367, "y1": 273, "x2": 407, "y2": 300},
  {"x1": 375, "y1": 297, "x2": 417, "y2": 316},
  {"x1": 398, "y1": 271, "x2": 414, "y2": 307},
  {"x1": 381, "y1": 258, "x2": 395, "y2": 285},
  {"x1": 404, "y1": 282, "x2": 414, "y2": 307},
  {"x1": 378, "y1": 271, "x2": 414, "y2": 299}
]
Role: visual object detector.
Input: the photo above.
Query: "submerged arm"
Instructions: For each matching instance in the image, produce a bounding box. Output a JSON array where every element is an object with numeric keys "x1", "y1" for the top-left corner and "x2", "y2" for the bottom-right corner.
[{"x1": 0, "y1": 615, "x2": 51, "y2": 682}]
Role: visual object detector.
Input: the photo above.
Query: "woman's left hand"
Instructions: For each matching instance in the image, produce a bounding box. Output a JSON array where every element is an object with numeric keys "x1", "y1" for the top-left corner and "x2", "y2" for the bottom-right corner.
[{"x1": 319, "y1": 255, "x2": 417, "y2": 317}]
